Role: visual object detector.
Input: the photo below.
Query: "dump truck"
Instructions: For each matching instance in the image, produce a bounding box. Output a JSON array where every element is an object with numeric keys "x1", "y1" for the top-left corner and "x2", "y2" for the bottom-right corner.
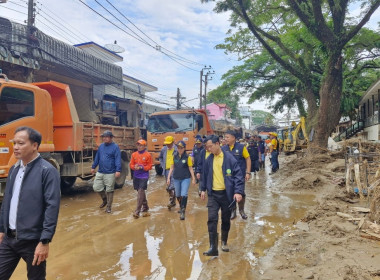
[
  {"x1": 146, "y1": 109, "x2": 215, "y2": 175},
  {"x1": 0, "y1": 74, "x2": 139, "y2": 199}
]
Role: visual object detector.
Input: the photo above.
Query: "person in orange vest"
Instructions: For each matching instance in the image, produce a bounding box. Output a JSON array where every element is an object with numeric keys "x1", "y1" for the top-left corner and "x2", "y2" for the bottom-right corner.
[{"x1": 130, "y1": 139, "x2": 153, "y2": 218}]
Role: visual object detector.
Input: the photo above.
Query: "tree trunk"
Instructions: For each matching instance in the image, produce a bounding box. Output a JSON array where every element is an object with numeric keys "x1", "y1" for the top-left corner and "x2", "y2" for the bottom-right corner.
[{"x1": 312, "y1": 54, "x2": 343, "y2": 152}]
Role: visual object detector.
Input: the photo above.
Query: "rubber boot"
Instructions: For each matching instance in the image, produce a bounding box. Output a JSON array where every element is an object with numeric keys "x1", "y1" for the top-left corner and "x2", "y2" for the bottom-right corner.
[
  {"x1": 203, "y1": 232, "x2": 219, "y2": 256},
  {"x1": 221, "y1": 230, "x2": 229, "y2": 252},
  {"x1": 180, "y1": 196, "x2": 187, "y2": 220},
  {"x1": 238, "y1": 197, "x2": 248, "y2": 220},
  {"x1": 105, "y1": 192, "x2": 114, "y2": 213},
  {"x1": 177, "y1": 197, "x2": 182, "y2": 213},
  {"x1": 98, "y1": 192, "x2": 107, "y2": 208},
  {"x1": 230, "y1": 206, "x2": 237, "y2": 220},
  {"x1": 167, "y1": 190, "x2": 176, "y2": 210}
]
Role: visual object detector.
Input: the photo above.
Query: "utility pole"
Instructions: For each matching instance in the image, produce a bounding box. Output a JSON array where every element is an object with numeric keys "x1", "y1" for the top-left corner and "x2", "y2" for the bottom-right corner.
[
  {"x1": 27, "y1": 0, "x2": 35, "y2": 27},
  {"x1": 200, "y1": 66, "x2": 212, "y2": 109},
  {"x1": 26, "y1": 0, "x2": 36, "y2": 82},
  {"x1": 171, "y1": 88, "x2": 185, "y2": 110},
  {"x1": 199, "y1": 70, "x2": 203, "y2": 109},
  {"x1": 202, "y1": 69, "x2": 215, "y2": 110}
]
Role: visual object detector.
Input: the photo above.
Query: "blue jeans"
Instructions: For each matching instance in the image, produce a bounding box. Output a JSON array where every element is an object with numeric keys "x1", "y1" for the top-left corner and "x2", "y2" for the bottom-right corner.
[
  {"x1": 271, "y1": 151, "x2": 279, "y2": 172},
  {"x1": 174, "y1": 178, "x2": 191, "y2": 197}
]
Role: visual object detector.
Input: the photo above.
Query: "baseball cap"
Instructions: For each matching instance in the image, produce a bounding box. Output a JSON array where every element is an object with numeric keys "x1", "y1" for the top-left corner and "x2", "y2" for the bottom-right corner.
[
  {"x1": 164, "y1": 135, "x2": 174, "y2": 145},
  {"x1": 101, "y1": 130, "x2": 113, "y2": 137},
  {"x1": 176, "y1": 140, "x2": 186, "y2": 148},
  {"x1": 137, "y1": 139, "x2": 147, "y2": 145},
  {"x1": 195, "y1": 138, "x2": 202, "y2": 144}
]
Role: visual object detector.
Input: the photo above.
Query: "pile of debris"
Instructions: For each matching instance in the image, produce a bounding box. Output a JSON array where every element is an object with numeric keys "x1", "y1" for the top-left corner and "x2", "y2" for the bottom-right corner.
[{"x1": 341, "y1": 138, "x2": 380, "y2": 240}]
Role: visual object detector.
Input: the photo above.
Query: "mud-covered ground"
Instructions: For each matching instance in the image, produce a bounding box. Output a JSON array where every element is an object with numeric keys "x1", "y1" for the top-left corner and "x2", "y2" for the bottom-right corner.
[{"x1": 11, "y1": 154, "x2": 380, "y2": 279}]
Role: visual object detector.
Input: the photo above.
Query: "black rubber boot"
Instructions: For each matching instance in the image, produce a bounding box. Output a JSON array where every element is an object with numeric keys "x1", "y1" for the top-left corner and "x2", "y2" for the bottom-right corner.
[
  {"x1": 180, "y1": 196, "x2": 187, "y2": 220},
  {"x1": 203, "y1": 232, "x2": 219, "y2": 256},
  {"x1": 105, "y1": 192, "x2": 114, "y2": 213},
  {"x1": 238, "y1": 198, "x2": 248, "y2": 220},
  {"x1": 221, "y1": 230, "x2": 229, "y2": 252},
  {"x1": 98, "y1": 192, "x2": 107, "y2": 208},
  {"x1": 230, "y1": 206, "x2": 237, "y2": 220}
]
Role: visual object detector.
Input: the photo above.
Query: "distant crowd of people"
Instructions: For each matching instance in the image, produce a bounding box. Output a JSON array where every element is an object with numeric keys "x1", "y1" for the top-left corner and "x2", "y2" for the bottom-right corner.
[{"x1": 0, "y1": 126, "x2": 281, "y2": 279}]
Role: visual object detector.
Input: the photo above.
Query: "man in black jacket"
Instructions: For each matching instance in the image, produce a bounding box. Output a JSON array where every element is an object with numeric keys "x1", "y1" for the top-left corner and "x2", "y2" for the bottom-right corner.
[
  {"x1": 200, "y1": 135, "x2": 244, "y2": 257},
  {"x1": 0, "y1": 127, "x2": 61, "y2": 280}
]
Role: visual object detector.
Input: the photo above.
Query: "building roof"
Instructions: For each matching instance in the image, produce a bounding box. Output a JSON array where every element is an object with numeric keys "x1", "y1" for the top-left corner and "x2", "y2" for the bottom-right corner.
[
  {"x1": 123, "y1": 74, "x2": 157, "y2": 92},
  {"x1": 74, "y1": 41, "x2": 124, "y2": 63},
  {"x1": 359, "y1": 78, "x2": 380, "y2": 105},
  {"x1": 207, "y1": 103, "x2": 231, "y2": 110},
  {"x1": 0, "y1": 17, "x2": 122, "y2": 85}
]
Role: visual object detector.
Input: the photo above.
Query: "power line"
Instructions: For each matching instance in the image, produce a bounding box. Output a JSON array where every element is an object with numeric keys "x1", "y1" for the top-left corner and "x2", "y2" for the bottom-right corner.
[
  {"x1": 104, "y1": 0, "x2": 204, "y2": 67},
  {"x1": 0, "y1": 5, "x2": 27, "y2": 14},
  {"x1": 33, "y1": 1, "x2": 174, "y2": 99},
  {"x1": 75, "y1": 0, "x2": 200, "y2": 71}
]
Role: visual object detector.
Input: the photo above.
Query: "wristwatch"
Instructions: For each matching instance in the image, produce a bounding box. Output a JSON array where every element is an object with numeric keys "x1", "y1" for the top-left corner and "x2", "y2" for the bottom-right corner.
[
  {"x1": 40, "y1": 239, "x2": 51, "y2": 245},
  {"x1": 246, "y1": 172, "x2": 250, "y2": 175}
]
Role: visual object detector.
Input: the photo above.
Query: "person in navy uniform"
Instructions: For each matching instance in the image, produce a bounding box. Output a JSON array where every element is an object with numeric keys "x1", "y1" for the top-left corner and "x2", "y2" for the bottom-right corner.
[
  {"x1": 222, "y1": 130, "x2": 251, "y2": 220},
  {"x1": 200, "y1": 135, "x2": 244, "y2": 256}
]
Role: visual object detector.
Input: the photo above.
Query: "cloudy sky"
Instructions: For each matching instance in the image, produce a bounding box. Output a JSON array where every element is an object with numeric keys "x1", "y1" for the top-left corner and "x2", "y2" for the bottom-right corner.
[{"x1": 1, "y1": 0, "x2": 379, "y2": 118}]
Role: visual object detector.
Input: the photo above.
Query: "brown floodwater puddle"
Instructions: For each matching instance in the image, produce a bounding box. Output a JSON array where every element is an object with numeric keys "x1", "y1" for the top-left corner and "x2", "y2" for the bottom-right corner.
[{"x1": 11, "y1": 168, "x2": 316, "y2": 279}]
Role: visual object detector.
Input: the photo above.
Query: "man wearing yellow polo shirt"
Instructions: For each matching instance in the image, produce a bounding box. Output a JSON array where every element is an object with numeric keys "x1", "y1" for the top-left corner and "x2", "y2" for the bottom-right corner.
[
  {"x1": 223, "y1": 130, "x2": 251, "y2": 220},
  {"x1": 159, "y1": 136, "x2": 178, "y2": 210},
  {"x1": 200, "y1": 135, "x2": 244, "y2": 257}
]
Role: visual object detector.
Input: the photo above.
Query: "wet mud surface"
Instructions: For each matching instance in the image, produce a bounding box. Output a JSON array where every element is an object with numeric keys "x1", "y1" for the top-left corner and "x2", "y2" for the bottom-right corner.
[{"x1": 12, "y1": 158, "x2": 315, "y2": 279}]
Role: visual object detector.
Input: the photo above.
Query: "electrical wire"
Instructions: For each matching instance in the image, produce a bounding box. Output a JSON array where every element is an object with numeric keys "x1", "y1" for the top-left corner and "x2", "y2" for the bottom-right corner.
[
  {"x1": 75, "y1": 0, "x2": 200, "y2": 72},
  {"x1": 104, "y1": 0, "x2": 204, "y2": 67},
  {"x1": 0, "y1": 5, "x2": 27, "y2": 14},
  {"x1": 33, "y1": 1, "x2": 175, "y2": 99}
]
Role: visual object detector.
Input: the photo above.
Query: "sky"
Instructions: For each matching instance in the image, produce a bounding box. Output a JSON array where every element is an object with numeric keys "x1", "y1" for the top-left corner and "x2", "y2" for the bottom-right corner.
[{"x1": 0, "y1": 0, "x2": 379, "y2": 120}]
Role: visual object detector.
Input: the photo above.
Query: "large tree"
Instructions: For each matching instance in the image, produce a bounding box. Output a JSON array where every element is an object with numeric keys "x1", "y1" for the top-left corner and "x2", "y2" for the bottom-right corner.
[{"x1": 203, "y1": 0, "x2": 380, "y2": 150}]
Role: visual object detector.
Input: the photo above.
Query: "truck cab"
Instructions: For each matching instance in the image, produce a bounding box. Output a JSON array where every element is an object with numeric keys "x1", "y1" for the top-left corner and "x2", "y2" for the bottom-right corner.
[
  {"x1": 146, "y1": 109, "x2": 213, "y2": 175},
  {"x1": 0, "y1": 75, "x2": 55, "y2": 198}
]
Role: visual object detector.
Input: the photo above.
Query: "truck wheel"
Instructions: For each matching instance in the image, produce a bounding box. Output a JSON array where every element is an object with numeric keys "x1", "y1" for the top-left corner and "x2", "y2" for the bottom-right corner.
[
  {"x1": 155, "y1": 164, "x2": 163, "y2": 176},
  {"x1": 115, "y1": 151, "x2": 129, "y2": 189},
  {"x1": 61, "y1": 177, "x2": 76, "y2": 194}
]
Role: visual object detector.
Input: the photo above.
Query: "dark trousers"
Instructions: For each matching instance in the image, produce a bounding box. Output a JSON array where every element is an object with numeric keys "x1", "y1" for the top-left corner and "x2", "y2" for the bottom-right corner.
[
  {"x1": 207, "y1": 190, "x2": 231, "y2": 234},
  {"x1": 271, "y1": 150, "x2": 279, "y2": 171},
  {"x1": 0, "y1": 235, "x2": 46, "y2": 280},
  {"x1": 136, "y1": 188, "x2": 149, "y2": 214},
  {"x1": 133, "y1": 178, "x2": 149, "y2": 214}
]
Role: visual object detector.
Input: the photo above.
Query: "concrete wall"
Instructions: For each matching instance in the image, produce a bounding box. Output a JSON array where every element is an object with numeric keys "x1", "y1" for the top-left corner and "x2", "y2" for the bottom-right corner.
[{"x1": 363, "y1": 124, "x2": 379, "y2": 141}]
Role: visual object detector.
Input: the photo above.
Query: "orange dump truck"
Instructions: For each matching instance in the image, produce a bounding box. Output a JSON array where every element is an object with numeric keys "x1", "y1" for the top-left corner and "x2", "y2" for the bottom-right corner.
[
  {"x1": 146, "y1": 109, "x2": 214, "y2": 175},
  {"x1": 0, "y1": 75, "x2": 138, "y2": 198}
]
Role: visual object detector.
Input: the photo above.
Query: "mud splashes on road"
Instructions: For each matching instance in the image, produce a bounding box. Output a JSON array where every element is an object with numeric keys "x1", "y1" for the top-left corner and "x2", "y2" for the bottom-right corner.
[{"x1": 12, "y1": 167, "x2": 315, "y2": 279}]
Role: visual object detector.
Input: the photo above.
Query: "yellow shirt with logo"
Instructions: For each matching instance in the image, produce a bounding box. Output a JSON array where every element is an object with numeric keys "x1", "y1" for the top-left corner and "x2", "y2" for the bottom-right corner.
[
  {"x1": 167, "y1": 153, "x2": 193, "y2": 167},
  {"x1": 271, "y1": 139, "x2": 278, "y2": 150},
  {"x1": 212, "y1": 152, "x2": 226, "y2": 191},
  {"x1": 166, "y1": 148, "x2": 174, "y2": 169},
  {"x1": 229, "y1": 145, "x2": 250, "y2": 159},
  {"x1": 187, "y1": 156, "x2": 193, "y2": 167}
]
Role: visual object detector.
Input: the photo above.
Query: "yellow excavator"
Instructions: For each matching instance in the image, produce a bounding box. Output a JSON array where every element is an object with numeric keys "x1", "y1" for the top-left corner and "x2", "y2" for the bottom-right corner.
[{"x1": 281, "y1": 117, "x2": 309, "y2": 154}]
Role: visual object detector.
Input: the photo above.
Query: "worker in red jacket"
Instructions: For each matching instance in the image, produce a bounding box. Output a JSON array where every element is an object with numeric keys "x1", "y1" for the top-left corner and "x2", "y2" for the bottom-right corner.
[{"x1": 129, "y1": 139, "x2": 153, "y2": 219}]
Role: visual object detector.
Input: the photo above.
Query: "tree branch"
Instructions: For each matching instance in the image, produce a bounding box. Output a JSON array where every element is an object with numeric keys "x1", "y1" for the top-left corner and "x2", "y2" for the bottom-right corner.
[
  {"x1": 235, "y1": 0, "x2": 307, "y2": 82},
  {"x1": 342, "y1": 0, "x2": 380, "y2": 47}
]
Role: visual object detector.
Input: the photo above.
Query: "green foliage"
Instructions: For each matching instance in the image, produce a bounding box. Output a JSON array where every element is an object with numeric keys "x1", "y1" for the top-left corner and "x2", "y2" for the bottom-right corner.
[
  {"x1": 205, "y1": 0, "x2": 380, "y2": 124},
  {"x1": 251, "y1": 110, "x2": 275, "y2": 125}
]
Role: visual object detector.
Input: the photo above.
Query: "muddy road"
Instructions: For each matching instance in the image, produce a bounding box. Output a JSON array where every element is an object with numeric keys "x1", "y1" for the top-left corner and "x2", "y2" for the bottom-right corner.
[{"x1": 12, "y1": 163, "x2": 315, "y2": 279}]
